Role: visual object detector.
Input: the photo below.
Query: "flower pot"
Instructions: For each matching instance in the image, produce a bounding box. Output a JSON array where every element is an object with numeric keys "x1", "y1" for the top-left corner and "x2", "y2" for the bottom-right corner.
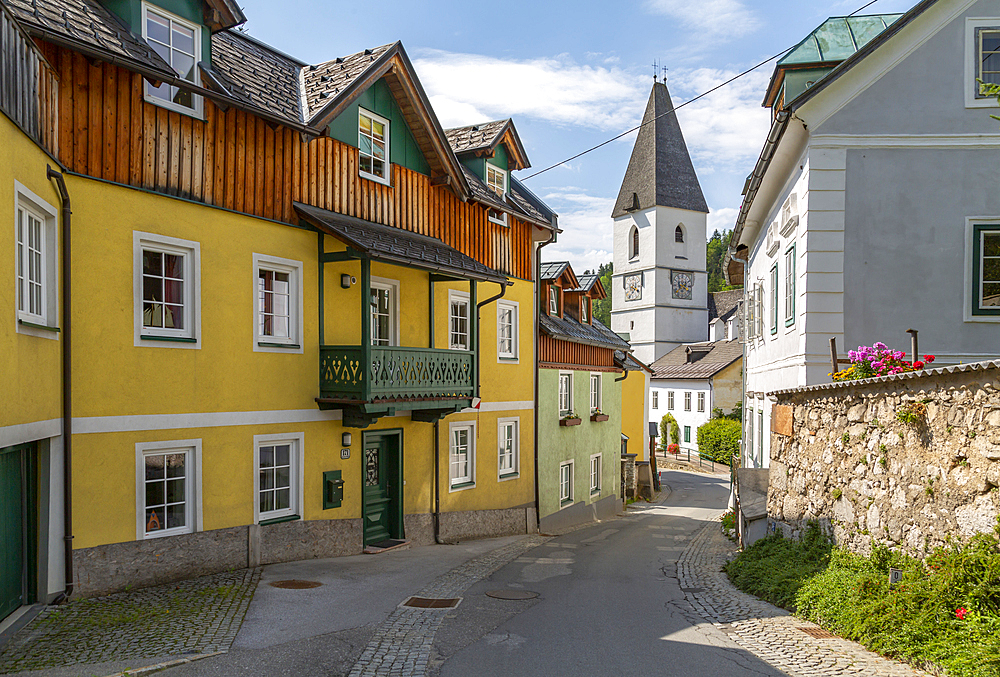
[
  {"x1": 559, "y1": 417, "x2": 582, "y2": 426},
  {"x1": 590, "y1": 413, "x2": 609, "y2": 422}
]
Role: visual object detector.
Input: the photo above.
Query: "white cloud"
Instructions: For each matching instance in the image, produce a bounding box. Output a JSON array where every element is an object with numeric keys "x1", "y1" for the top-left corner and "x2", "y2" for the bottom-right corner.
[
  {"x1": 645, "y1": 0, "x2": 761, "y2": 37},
  {"x1": 540, "y1": 191, "x2": 617, "y2": 272},
  {"x1": 412, "y1": 50, "x2": 647, "y2": 130},
  {"x1": 707, "y1": 206, "x2": 740, "y2": 237}
]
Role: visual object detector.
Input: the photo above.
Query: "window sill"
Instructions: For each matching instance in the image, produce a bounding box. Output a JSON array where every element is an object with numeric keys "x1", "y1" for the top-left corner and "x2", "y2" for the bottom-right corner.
[
  {"x1": 258, "y1": 341, "x2": 301, "y2": 349},
  {"x1": 590, "y1": 489, "x2": 601, "y2": 496},
  {"x1": 498, "y1": 472, "x2": 519, "y2": 482},
  {"x1": 141, "y1": 335, "x2": 198, "y2": 343},
  {"x1": 498, "y1": 356, "x2": 519, "y2": 363},
  {"x1": 359, "y1": 171, "x2": 391, "y2": 187},
  {"x1": 18, "y1": 319, "x2": 60, "y2": 333},
  {"x1": 259, "y1": 514, "x2": 300, "y2": 526},
  {"x1": 559, "y1": 498, "x2": 574, "y2": 509},
  {"x1": 143, "y1": 94, "x2": 204, "y2": 121},
  {"x1": 449, "y1": 480, "x2": 476, "y2": 492}
]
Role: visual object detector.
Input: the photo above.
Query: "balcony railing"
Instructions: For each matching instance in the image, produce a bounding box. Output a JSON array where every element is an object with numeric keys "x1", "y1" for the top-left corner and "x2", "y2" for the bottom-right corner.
[{"x1": 320, "y1": 345, "x2": 474, "y2": 403}]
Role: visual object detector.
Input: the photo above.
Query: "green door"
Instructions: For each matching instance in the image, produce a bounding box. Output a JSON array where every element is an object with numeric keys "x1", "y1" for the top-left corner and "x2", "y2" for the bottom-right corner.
[
  {"x1": 0, "y1": 443, "x2": 34, "y2": 620},
  {"x1": 362, "y1": 432, "x2": 402, "y2": 546}
]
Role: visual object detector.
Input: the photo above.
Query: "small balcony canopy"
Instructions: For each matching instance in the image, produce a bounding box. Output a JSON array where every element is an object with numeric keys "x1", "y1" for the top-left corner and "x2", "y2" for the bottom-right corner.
[{"x1": 295, "y1": 202, "x2": 508, "y2": 285}]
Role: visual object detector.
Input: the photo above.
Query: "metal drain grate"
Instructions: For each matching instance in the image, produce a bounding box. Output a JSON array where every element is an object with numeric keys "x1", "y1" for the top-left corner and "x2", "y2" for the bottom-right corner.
[
  {"x1": 799, "y1": 626, "x2": 837, "y2": 639},
  {"x1": 269, "y1": 580, "x2": 322, "y2": 589},
  {"x1": 680, "y1": 587, "x2": 704, "y2": 593},
  {"x1": 401, "y1": 596, "x2": 462, "y2": 609},
  {"x1": 486, "y1": 590, "x2": 539, "y2": 600}
]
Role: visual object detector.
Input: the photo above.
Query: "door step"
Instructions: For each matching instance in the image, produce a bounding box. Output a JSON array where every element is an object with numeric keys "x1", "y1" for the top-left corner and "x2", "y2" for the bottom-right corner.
[{"x1": 363, "y1": 539, "x2": 410, "y2": 555}]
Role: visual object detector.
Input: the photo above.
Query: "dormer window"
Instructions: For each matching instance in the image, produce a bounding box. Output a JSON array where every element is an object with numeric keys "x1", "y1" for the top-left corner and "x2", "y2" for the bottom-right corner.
[
  {"x1": 580, "y1": 297, "x2": 589, "y2": 323},
  {"x1": 487, "y1": 165, "x2": 507, "y2": 196},
  {"x1": 359, "y1": 109, "x2": 390, "y2": 184},
  {"x1": 142, "y1": 4, "x2": 202, "y2": 117},
  {"x1": 548, "y1": 286, "x2": 558, "y2": 315}
]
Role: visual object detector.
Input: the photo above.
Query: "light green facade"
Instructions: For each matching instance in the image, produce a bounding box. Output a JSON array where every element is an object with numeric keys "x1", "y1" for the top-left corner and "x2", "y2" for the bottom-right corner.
[
  {"x1": 460, "y1": 144, "x2": 509, "y2": 191},
  {"x1": 104, "y1": 0, "x2": 213, "y2": 67},
  {"x1": 537, "y1": 368, "x2": 621, "y2": 524}
]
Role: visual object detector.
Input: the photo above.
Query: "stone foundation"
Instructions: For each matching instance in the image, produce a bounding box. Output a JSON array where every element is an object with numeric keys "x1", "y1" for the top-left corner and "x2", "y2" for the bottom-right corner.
[
  {"x1": 438, "y1": 506, "x2": 536, "y2": 543},
  {"x1": 771, "y1": 365, "x2": 1000, "y2": 557}
]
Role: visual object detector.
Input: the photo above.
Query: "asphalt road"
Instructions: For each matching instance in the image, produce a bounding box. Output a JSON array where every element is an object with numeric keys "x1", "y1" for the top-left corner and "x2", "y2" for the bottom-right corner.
[{"x1": 431, "y1": 469, "x2": 785, "y2": 677}]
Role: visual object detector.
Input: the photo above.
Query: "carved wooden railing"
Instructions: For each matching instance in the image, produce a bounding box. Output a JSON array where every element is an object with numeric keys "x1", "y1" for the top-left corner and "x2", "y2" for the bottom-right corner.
[
  {"x1": 320, "y1": 345, "x2": 474, "y2": 402},
  {"x1": 0, "y1": 4, "x2": 59, "y2": 155}
]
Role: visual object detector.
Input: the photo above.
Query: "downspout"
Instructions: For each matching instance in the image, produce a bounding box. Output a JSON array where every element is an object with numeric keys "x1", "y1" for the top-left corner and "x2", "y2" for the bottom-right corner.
[
  {"x1": 728, "y1": 244, "x2": 749, "y2": 515},
  {"x1": 47, "y1": 166, "x2": 73, "y2": 601},
  {"x1": 433, "y1": 419, "x2": 442, "y2": 544},
  {"x1": 614, "y1": 367, "x2": 629, "y2": 382},
  {"x1": 534, "y1": 229, "x2": 557, "y2": 532}
]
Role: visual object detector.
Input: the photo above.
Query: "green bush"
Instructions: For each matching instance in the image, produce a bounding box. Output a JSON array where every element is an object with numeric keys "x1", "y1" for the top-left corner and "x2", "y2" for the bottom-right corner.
[
  {"x1": 696, "y1": 418, "x2": 740, "y2": 465},
  {"x1": 660, "y1": 413, "x2": 679, "y2": 447}
]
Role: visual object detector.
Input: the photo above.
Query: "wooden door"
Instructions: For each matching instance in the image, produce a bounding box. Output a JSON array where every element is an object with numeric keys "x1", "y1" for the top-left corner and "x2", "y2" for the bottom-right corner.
[
  {"x1": 362, "y1": 432, "x2": 402, "y2": 546},
  {"x1": 0, "y1": 444, "x2": 31, "y2": 620}
]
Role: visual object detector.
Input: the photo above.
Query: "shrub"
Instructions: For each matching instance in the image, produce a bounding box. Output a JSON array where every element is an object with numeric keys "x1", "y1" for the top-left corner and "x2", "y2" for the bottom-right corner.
[
  {"x1": 660, "y1": 413, "x2": 680, "y2": 447},
  {"x1": 697, "y1": 418, "x2": 740, "y2": 465}
]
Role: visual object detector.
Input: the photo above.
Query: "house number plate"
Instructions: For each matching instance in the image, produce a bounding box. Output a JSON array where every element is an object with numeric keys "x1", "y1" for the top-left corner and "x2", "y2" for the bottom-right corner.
[{"x1": 341, "y1": 448, "x2": 350, "y2": 460}]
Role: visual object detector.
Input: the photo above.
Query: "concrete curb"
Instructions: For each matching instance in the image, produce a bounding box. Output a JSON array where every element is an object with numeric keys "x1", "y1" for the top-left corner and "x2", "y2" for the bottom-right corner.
[{"x1": 102, "y1": 651, "x2": 226, "y2": 677}]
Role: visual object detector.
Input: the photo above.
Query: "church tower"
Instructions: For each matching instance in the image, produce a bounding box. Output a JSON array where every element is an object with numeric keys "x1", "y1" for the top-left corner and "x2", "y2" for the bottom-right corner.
[{"x1": 610, "y1": 81, "x2": 709, "y2": 365}]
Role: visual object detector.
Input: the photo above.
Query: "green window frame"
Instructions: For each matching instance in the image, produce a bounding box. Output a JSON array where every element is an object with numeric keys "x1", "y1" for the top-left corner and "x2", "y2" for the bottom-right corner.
[
  {"x1": 784, "y1": 244, "x2": 796, "y2": 327},
  {"x1": 758, "y1": 409, "x2": 764, "y2": 461},
  {"x1": 972, "y1": 224, "x2": 1000, "y2": 316},
  {"x1": 770, "y1": 262, "x2": 778, "y2": 334}
]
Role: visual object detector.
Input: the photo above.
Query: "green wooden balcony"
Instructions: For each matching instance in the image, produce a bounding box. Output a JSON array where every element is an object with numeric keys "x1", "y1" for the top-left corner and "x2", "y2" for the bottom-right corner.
[{"x1": 319, "y1": 346, "x2": 474, "y2": 424}]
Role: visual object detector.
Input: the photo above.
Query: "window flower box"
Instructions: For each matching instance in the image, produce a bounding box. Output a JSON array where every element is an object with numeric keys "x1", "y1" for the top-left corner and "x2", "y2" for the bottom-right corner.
[
  {"x1": 590, "y1": 412, "x2": 609, "y2": 422},
  {"x1": 559, "y1": 415, "x2": 582, "y2": 427}
]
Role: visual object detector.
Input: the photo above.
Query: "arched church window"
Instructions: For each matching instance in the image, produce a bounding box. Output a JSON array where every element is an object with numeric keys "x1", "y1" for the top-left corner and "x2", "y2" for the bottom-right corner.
[
  {"x1": 630, "y1": 226, "x2": 639, "y2": 259},
  {"x1": 675, "y1": 225, "x2": 684, "y2": 243}
]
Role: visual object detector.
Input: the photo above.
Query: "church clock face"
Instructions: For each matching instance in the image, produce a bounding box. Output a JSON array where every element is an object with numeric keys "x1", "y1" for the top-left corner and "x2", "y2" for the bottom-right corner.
[
  {"x1": 624, "y1": 274, "x2": 642, "y2": 301},
  {"x1": 671, "y1": 271, "x2": 693, "y2": 300}
]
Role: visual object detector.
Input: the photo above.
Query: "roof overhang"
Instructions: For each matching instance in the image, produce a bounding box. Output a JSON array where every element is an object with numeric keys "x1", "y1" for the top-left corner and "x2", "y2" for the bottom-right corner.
[
  {"x1": 204, "y1": 0, "x2": 246, "y2": 32},
  {"x1": 294, "y1": 202, "x2": 508, "y2": 285}
]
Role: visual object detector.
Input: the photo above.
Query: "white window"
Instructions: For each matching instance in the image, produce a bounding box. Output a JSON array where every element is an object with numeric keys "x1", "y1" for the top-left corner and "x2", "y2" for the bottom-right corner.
[
  {"x1": 359, "y1": 108, "x2": 390, "y2": 184},
  {"x1": 746, "y1": 407, "x2": 754, "y2": 463},
  {"x1": 254, "y1": 254, "x2": 303, "y2": 353},
  {"x1": 558, "y1": 372, "x2": 573, "y2": 415},
  {"x1": 449, "y1": 290, "x2": 470, "y2": 350},
  {"x1": 652, "y1": 391, "x2": 658, "y2": 409},
  {"x1": 370, "y1": 277, "x2": 399, "y2": 346},
  {"x1": 667, "y1": 391, "x2": 674, "y2": 410},
  {"x1": 590, "y1": 373, "x2": 601, "y2": 413},
  {"x1": 134, "y1": 232, "x2": 200, "y2": 347},
  {"x1": 135, "y1": 439, "x2": 201, "y2": 539},
  {"x1": 770, "y1": 263, "x2": 778, "y2": 335},
  {"x1": 590, "y1": 454, "x2": 601, "y2": 494},
  {"x1": 548, "y1": 286, "x2": 558, "y2": 315},
  {"x1": 486, "y1": 165, "x2": 508, "y2": 226},
  {"x1": 684, "y1": 392, "x2": 692, "y2": 411},
  {"x1": 779, "y1": 193, "x2": 797, "y2": 236},
  {"x1": 498, "y1": 418, "x2": 518, "y2": 479},
  {"x1": 559, "y1": 461, "x2": 573, "y2": 505},
  {"x1": 746, "y1": 286, "x2": 757, "y2": 340},
  {"x1": 784, "y1": 245, "x2": 796, "y2": 326},
  {"x1": 580, "y1": 297, "x2": 589, "y2": 323},
  {"x1": 497, "y1": 300, "x2": 518, "y2": 360},
  {"x1": 967, "y1": 20, "x2": 1000, "y2": 106},
  {"x1": 449, "y1": 421, "x2": 476, "y2": 489},
  {"x1": 142, "y1": 4, "x2": 202, "y2": 117},
  {"x1": 254, "y1": 433, "x2": 304, "y2": 523},
  {"x1": 697, "y1": 392, "x2": 705, "y2": 412},
  {"x1": 15, "y1": 182, "x2": 58, "y2": 337}
]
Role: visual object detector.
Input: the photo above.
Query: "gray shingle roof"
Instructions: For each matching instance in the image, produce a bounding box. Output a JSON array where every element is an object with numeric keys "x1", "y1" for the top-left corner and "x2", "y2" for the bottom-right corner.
[
  {"x1": 572, "y1": 274, "x2": 599, "y2": 293},
  {"x1": 612, "y1": 81, "x2": 708, "y2": 218},
  {"x1": 709, "y1": 289, "x2": 742, "y2": 323},
  {"x1": 210, "y1": 30, "x2": 305, "y2": 123},
  {"x1": 540, "y1": 262, "x2": 569, "y2": 281},
  {"x1": 4, "y1": 0, "x2": 174, "y2": 76},
  {"x1": 445, "y1": 120, "x2": 509, "y2": 154},
  {"x1": 294, "y1": 202, "x2": 507, "y2": 284},
  {"x1": 650, "y1": 339, "x2": 742, "y2": 379},
  {"x1": 510, "y1": 177, "x2": 556, "y2": 226},
  {"x1": 540, "y1": 314, "x2": 630, "y2": 351},
  {"x1": 301, "y1": 43, "x2": 394, "y2": 122}
]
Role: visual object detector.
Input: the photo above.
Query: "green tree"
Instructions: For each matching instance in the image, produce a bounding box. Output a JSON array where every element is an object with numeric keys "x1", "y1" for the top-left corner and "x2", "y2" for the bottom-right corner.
[
  {"x1": 707, "y1": 229, "x2": 741, "y2": 293},
  {"x1": 660, "y1": 412, "x2": 680, "y2": 448},
  {"x1": 592, "y1": 261, "x2": 613, "y2": 326}
]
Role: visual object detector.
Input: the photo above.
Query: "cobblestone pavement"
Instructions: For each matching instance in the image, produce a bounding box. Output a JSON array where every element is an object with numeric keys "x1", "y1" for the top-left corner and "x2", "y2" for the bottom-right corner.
[
  {"x1": 0, "y1": 568, "x2": 260, "y2": 674},
  {"x1": 672, "y1": 524, "x2": 932, "y2": 677},
  {"x1": 348, "y1": 535, "x2": 549, "y2": 677}
]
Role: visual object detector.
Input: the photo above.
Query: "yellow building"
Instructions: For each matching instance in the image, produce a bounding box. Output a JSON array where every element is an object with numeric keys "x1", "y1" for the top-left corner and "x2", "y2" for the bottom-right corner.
[{"x1": 1, "y1": 0, "x2": 557, "y2": 607}]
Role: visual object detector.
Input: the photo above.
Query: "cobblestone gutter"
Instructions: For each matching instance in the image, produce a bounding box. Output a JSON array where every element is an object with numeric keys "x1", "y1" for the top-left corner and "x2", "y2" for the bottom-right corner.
[
  {"x1": 0, "y1": 568, "x2": 260, "y2": 673},
  {"x1": 770, "y1": 363, "x2": 1000, "y2": 556}
]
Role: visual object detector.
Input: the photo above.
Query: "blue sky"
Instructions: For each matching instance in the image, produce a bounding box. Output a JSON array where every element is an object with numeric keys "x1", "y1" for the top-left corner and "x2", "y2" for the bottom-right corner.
[{"x1": 239, "y1": 0, "x2": 916, "y2": 270}]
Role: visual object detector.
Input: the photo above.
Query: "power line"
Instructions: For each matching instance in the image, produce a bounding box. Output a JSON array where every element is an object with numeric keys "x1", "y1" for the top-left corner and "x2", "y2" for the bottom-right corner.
[{"x1": 520, "y1": 0, "x2": 887, "y2": 182}]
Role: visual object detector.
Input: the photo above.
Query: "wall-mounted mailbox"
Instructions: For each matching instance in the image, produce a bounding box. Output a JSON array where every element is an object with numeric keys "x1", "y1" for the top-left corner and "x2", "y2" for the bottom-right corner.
[{"x1": 323, "y1": 470, "x2": 345, "y2": 509}]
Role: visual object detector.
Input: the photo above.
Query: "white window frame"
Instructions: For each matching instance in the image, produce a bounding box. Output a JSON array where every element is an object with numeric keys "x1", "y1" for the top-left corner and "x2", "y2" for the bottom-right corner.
[
  {"x1": 449, "y1": 420, "x2": 476, "y2": 490},
  {"x1": 589, "y1": 453, "x2": 601, "y2": 495},
  {"x1": 370, "y1": 276, "x2": 400, "y2": 346},
  {"x1": 14, "y1": 181, "x2": 59, "y2": 339},
  {"x1": 580, "y1": 296, "x2": 589, "y2": 323},
  {"x1": 684, "y1": 391, "x2": 692, "y2": 411},
  {"x1": 253, "y1": 253, "x2": 303, "y2": 353},
  {"x1": 559, "y1": 460, "x2": 574, "y2": 506},
  {"x1": 697, "y1": 392, "x2": 705, "y2": 413},
  {"x1": 558, "y1": 371, "x2": 573, "y2": 416},
  {"x1": 548, "y1": 286, "x2": 558, "y2": 315},
  {"x1": 141, "y1": 3, "x2": 203, "y2": 118},
  {"x1": 652, "y1": 391, "x2": 659, "y2": 410},
  {"x1": 746, "y1": 407, "x2": 755, "y2": 464},
  {"x1": 784, "y1": 245, "x2": 796, "y2": 328},
  {"x1": 135, "y1": 438, "x2": 202, "y2": 539},
  {"x1": 497, "y1": 417, "x2": 519, "y2": 480},
  {"x1": 448, "y1": 289, "x2": 470, "y2": 351},
  {"x1": 134, "y1": 231, "x2": 201, "y2": 348},
  {"x1": 964, "y1": 216, "x2": 1000, "y2": 322},
  {"x1": 496, "y1": 299, "x2": 519, "y2": 361},
  {"x1": 966, "y1": 19, "x2": 1000, "y2": 108},
  {"x1": 358, "y1": 108, "x2": 391, "y2": 185},
  {"x1": 253, "y1": 432, "x2": 304, "y2": 523},
  {"x1": 486, "y1": 165, "x2": 508, "y2": 226},
  {"x1": 590, "y1": 372, "x2": 601, "y2": 413},
  {"x1": 667, "y1": 390, "x2": 674, "y2": 410}
]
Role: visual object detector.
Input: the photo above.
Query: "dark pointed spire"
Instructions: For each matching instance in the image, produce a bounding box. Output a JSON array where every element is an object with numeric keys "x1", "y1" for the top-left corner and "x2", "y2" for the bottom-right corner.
[{"x1": 612, "y1": 82, "x2": 708, "y2": 218}]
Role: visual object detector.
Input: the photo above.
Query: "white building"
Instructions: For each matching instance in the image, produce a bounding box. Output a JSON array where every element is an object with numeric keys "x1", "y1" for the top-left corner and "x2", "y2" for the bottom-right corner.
[
  {"x1": 725, "y1": 1, "x2": 1000, "y2": 472},
  {"x1": 611, "y1": 81, "x2": 710, "y2": 366}
]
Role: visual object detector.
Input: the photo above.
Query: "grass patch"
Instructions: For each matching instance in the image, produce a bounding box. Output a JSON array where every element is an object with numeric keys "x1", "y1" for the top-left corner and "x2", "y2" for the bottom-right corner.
[{"x1": 724, "y1": 523, "x2": 1000, "y2": 677}]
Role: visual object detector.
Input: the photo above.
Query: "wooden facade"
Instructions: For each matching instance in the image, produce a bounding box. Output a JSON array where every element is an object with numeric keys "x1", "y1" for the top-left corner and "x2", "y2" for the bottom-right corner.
[
  {"x1": 1, "y1": 5, "x2": 58, "y2": 154},
  {"x1": 538, "y1": 334, "x2": 617, "y2": 371},
  {"x1": 36, "y1": 41, "x2": 535, "y2": 280}
]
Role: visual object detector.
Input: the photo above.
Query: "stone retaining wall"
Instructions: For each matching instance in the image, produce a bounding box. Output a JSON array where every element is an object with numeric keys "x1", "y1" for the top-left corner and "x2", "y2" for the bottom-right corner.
[{"x1": 769, "y1": 364, "x2": 1000, "y2": 557}]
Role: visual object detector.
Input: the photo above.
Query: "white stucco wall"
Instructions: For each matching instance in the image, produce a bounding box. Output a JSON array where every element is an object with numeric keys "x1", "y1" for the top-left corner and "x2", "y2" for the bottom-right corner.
[{"x1": 649, "y1": 379, "x2": 713, "y2": 451}]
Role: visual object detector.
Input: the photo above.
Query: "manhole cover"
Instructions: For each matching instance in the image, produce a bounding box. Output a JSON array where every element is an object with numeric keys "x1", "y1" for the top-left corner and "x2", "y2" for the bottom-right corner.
[
  {"x1": 799, "y1": 626, "x2": 837, "y2": 639},
  {"x1": 486, "y1": 590, "x2": 539, "y2": 600},
  {"x1": 401, "y1": 596, "x2": 462, "y2": 609},
  {"x1": 269, "y1": 579, "x2": 322, "y2": 589}
]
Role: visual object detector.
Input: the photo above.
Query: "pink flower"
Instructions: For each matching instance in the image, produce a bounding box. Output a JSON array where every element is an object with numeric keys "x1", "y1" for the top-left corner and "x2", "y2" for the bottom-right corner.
[{"x1": 956, "y1": 607, "x2": 968, "y2": 620}]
